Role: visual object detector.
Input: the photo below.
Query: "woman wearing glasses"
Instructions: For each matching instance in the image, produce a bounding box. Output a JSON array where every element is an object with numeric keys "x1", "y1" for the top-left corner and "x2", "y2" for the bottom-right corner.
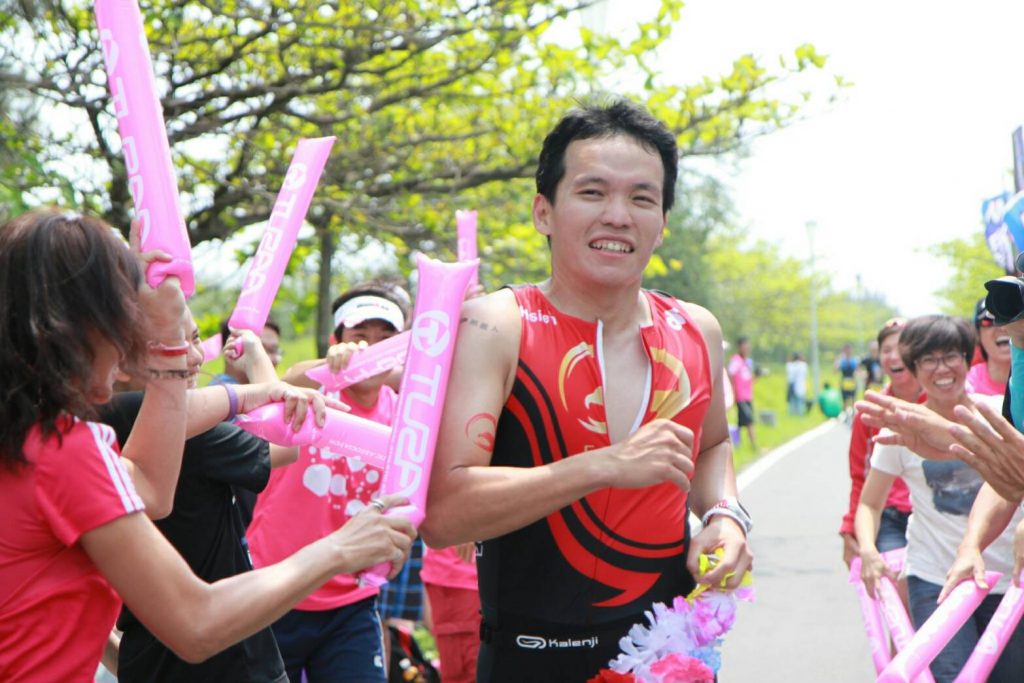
[
  {"x1": 855, "y1": 315, "x2": 1024, "y2": 682},
  {"x1": 839, "y1": 318, "x2": 920, "y2": 569}
]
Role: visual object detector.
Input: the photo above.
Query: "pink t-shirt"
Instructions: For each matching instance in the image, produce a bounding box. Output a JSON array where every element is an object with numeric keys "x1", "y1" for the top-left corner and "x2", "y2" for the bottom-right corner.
[
  {"x1": 728, "y1": 353, "x2": 754, "y2": 402},
  {"x1": 248, "y1": 385, "x2": 397, "y2": 611},
  {"x1": 0, "y1": 419, "x2": 145, "y2": 682},
  {"x1": 421, "y1": 545, "x2": 478, "y2": 591},
  {"x1": 966, "y1": 362, "x2": 1006, "y2": 397}
]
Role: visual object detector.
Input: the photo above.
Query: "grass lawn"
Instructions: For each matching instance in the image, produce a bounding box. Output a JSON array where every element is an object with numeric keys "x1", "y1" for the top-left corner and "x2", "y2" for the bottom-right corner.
[{"x1": 730, "y1": 362, "x2": 832, "y2": 471}]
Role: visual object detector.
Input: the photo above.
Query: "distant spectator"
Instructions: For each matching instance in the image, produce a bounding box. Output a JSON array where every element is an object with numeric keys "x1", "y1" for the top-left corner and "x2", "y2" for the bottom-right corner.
[
  {"x1": 728, "y1": 336, "x2": 759, "y2": 450},
  {"x1": 786, "y1": 352, "x2": 809, "y2": 415},
  {"x1": 860, "y1": 340, "x2": 884, "y2": 392},
  {"x1": 835, "y1": 343, "x2": 859, "y2": 419},
  {"x1": 966, "y1": 297, "x2": 1009, "y2": 397}
]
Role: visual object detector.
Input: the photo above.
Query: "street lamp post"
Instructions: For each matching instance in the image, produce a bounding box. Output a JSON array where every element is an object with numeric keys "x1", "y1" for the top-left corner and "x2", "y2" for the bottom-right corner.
[{"x1": 807, "y1": 221, "x2": 821, "y2": 398}]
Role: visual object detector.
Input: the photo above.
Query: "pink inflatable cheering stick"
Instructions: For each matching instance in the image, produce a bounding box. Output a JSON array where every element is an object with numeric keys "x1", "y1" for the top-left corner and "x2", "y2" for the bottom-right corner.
[
  {"x1": 304, "y1": 331, "x2": 412, "y2": 392},
  {"x1": 199, "y1": 335, "x2": 223, "y2": 363},
  {"x1": 360, "y1": 255, "x2": 478, "y2": 586},
  {"x1": 848, "y1": 556, "x2": 892, "y2": 673},
  {"x1": 456, "y1": 209, "x2": 478, "y2": 290},
  {"x1": 878, "y1": 572, "x2": 1002, "y2": 683},
  {"x1": 954, "y1": 572, "x2": 1024, "y2": 682},
  {"x1": 234, "y1": 403, "x2": 388, "y2": 471},
  {"x1": 229, "y1": 136, "x2": 336, "y2": 333},
  {"x1": 95, "y1": 0, "x2": 194, "y2": 295}
]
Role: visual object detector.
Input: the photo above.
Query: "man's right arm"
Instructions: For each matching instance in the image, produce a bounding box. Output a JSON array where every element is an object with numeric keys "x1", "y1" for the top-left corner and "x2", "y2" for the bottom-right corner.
[{"x1": 420, "y1": 291, "x2": 695, "y2": 549}]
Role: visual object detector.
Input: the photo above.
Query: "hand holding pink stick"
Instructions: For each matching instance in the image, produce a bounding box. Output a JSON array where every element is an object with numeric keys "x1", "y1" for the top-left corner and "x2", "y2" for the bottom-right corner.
[
  {"x1": 954, "y1": 571, "x2": 1024, "y2": 682},
  {"x1": 878, "y1": 572, "x2": 1001, "y2": 683},
  {"x1": 360, "y1": 255, "x2": 478, "y2": 587},
  {"x1": 234, "y1": 403, "x2": 389, "y2": 471},
  {"x1": 848, "y1": 556, "x2": 892, "y2": 673},
  {"x1": 304, "y1": 331, "x2": 411, "y2": 392},
  {"x1": 95, "y1": 0, "x2": 194, "y2": 295}
]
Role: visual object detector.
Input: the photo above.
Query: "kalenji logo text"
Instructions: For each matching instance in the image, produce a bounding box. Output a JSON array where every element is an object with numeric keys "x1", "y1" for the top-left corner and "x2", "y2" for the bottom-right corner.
[{"x1": 514, "y1": 634, "x2": 599, "y2": 650}]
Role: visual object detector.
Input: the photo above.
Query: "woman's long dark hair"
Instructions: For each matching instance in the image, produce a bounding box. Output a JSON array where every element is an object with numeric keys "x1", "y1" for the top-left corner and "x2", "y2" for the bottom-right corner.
[{"x1": 0, "y1": 209, "x2": 146, "y2": 469}]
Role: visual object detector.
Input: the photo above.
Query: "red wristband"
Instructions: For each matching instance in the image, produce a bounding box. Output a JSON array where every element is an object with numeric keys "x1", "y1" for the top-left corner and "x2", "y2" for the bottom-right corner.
[{"x1": 148, "y1": 341, "x2": 190, "y2": 357}]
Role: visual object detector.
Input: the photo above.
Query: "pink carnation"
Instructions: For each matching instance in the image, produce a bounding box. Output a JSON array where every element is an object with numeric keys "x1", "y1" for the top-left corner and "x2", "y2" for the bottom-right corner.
[
  {"x1": 588, "y1": 669, "x2": 637, "y2": 683},
  {"x1": 648, "y1": 653, "x2": 715, "y2": 683}
]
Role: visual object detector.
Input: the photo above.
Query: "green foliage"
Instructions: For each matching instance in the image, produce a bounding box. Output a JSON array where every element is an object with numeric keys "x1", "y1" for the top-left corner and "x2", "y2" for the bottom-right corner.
[
  {"x1": 0, "y1": 0, "x2": 836, "y2": 342},
  {"x1": 928, "y1": 232, "x2": 1006, "y2": 318}
]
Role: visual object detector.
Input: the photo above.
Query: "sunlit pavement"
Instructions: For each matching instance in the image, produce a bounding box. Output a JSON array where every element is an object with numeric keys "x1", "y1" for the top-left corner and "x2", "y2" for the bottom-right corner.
[{"x1": 720, "y1": 420, "x2": 877, "y2": 682}]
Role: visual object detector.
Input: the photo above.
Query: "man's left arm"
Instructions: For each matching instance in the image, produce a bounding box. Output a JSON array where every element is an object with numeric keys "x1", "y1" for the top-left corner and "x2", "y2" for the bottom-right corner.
[{"x1": 682, "y1": 303, "x2": 753, "y2": 589}]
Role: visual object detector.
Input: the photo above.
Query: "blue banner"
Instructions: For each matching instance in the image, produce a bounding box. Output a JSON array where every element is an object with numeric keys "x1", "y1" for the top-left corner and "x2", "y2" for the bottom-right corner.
[{"x1": 982, "y1": 192, "x2": 1015, "y2": 273}]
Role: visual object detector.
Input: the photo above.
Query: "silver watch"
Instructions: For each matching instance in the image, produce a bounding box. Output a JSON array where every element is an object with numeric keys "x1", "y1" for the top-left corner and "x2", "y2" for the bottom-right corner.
[{"x1": 700, "y1": 497, "x2": 753, "y2": 535}]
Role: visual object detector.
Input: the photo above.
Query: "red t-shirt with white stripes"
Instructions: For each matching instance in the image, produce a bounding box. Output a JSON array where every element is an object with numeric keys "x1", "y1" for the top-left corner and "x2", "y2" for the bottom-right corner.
[{"x1": 0, "y1": 418, "x2": 144, "y2": 682}]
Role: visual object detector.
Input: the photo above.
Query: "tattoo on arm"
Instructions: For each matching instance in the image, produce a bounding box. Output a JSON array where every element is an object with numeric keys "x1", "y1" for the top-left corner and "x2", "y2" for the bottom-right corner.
[
  {"x1": 460, "y1": 317, "x2": 499, "y2": 333},
  {"x1": 465, "y1": 412, "x2": 498, "y2": 451}
]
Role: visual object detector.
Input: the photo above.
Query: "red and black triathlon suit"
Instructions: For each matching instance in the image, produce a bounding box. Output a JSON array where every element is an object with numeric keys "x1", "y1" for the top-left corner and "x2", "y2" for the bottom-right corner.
[{"x1": 476, "y1": 285, "x2": 713, "y2": 682}]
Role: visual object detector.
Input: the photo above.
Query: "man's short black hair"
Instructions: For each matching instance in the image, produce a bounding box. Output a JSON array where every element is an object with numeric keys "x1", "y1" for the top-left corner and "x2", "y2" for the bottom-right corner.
[{"x1": 536, "y1": 99, "x2": 679, "y2": 214}]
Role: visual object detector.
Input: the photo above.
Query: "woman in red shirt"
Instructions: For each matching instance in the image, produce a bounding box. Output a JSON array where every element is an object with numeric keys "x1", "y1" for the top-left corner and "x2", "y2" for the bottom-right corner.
[
  {"x1": 839, "y1": 318, "x2": 921, "y2": 566},
  {"x1": 0, "y1": 210, "x2": 415, "y2": 682}
]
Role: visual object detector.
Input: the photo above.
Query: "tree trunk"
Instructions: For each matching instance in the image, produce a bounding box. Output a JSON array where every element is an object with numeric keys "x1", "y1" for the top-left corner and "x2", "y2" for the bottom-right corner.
[{"x1": 316, "y1": 225, "x2": 335, "y2": 357}]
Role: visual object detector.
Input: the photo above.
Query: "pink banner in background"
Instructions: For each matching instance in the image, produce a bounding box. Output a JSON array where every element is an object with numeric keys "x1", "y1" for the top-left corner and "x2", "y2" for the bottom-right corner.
[
  {"x1": 456, "y1": 209, "x2": 478, "y2": 290},
  {"x1": 229, "y1": 136, "x2": 336, "y2": 333},
  {"x1": 95, "y1": 0, "x2": 194, "y2": 295},
  {"x1": 304, "y1": 331, "x2": 411, "y2": 392}
]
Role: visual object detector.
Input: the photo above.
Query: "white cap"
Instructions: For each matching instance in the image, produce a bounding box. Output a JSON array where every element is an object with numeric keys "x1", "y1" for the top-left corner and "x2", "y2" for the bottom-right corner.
[{"x1": 332, "y1": 295, "x2": 405, "y2": 332}]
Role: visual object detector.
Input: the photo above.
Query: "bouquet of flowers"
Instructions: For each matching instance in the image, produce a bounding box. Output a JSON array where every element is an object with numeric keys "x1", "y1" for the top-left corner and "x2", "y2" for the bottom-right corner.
[{"x1": 588, "y1": 550, "x2": 754, "y2": 683}]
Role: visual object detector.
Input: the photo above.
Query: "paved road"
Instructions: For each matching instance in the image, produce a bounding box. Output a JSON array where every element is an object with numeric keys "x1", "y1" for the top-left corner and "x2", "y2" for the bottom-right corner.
[{"x1": 719, "y1": 420, "x2": 877, "y2": 682}]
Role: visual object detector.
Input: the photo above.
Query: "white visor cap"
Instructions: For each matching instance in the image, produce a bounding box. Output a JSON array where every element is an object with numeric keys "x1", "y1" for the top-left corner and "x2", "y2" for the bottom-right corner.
[{"x1": 332, "y1": 295, "x2": 405, "y2": 332}]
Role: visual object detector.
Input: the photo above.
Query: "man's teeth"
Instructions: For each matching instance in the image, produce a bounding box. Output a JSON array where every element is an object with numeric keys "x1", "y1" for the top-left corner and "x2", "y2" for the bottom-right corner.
[
  {"x1": 997, "y1": 336, "x2": 1011, "y2": 346},
  {"x1": 590, "y1": 240, "x2": 633, "y2": 253},
  {"x1": 934, "y1": 378, "x2": 954, "y2": 387}
]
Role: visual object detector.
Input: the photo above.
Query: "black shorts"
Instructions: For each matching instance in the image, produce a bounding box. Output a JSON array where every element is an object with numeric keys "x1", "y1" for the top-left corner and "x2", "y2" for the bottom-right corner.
[
  {"x1": 737, "y1": 400, "x2": 754, "y2": 427},
  {"x1": 476, "y1": 611, "x2": 645, "y2": 683},
  {"x1": 840, "y1": 377, "x2": 857, "y2": 400}
]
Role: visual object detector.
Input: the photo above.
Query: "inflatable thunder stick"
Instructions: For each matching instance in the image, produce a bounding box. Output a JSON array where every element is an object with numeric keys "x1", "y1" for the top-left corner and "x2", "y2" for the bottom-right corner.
[
  {"x1": 199, "y1": 335, "x2": 224, "y2": 363},
  {"x1": 304, "y1": 331, "x2": 412, "y2": 392},
  {"x1": 848, "y1": 557, "x2": 892, "y2": 673},
  {"x1": 954, "y1": 573, "x2": 1024, "y2": 682},
  {"x1": 456, "y1": 209, "x2": 478, "y2": 289},
  {"x1": 878, "y1": 572, "x2": 1002, "y2": 683},
  {"x1": 229, "y1": 136, "x2": 336, "y2": 333},
  {"x1": 360, "y1": 255, "x2": 478, "y2": 587},
  {"x1": 95, "y1": 0, "x2": 194, "y2": 295},
  {"x1": 234, "y1": 403, "x2": 389, "y2": 472}
]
